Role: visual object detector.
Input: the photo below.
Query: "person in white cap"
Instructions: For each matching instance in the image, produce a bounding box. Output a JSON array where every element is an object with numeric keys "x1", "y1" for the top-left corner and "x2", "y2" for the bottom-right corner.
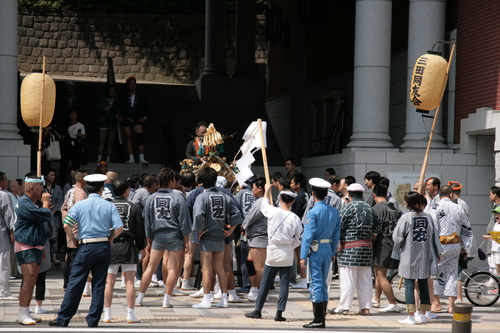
[
  {"x1": 300, "y1": 177, "x2": 341, "y2": 329},
  {"x1": 50, "y1": 174, "x2": 123, "y2": 327},
  {"x1": 245, "y1": 184, "x2": 302, "y2": 321},
  {"x1": 330, "y1": 183, "x2": 381, "y2": 316}
]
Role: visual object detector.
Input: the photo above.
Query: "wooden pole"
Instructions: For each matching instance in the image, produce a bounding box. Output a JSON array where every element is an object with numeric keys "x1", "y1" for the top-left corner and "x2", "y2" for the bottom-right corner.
[
  {"x1": 417, "y1": 42, "x2": 456, "y2": 193},
  {"x1": 258, "y1": 119, "x2": 273, "y2": 205},
  {"x1": 37, "y1": 56, "x2": 46, "y2": 177}
]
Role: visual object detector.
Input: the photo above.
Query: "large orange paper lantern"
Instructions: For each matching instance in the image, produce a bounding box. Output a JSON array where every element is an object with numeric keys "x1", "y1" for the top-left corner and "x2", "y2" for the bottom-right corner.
[
  {"x1": 409, "y1": 51, "x2": 447, "y2": 112},
  {"x1": 20, "y1": 73, "x2": 56, "y2": 127}
]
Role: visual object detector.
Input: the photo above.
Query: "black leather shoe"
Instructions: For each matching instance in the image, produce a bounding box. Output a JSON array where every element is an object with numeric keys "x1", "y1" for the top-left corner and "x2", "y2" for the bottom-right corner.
[
  {"x1": 245, "y1": 310, "x2": 262, "y2": 319},
  {"x1": 303, "y1": 321, "x2": 325, "y2": 328},
  {"x1": 48, "y1": 320, "x2": 65, "y2": 327}
]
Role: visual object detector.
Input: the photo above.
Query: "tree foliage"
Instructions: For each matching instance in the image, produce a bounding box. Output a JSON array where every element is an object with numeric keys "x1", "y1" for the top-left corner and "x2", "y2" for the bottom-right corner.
[{"x1": 19, "y1": 0, "x2": 268, "y2": 14}]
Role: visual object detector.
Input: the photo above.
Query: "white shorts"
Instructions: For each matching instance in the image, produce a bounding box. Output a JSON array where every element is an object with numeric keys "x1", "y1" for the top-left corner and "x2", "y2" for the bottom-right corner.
[
  {"x1": 107, "y1": 264, "x2": 137, "y2": 275},
  {"x1": 491, "y1": 252, "x2": 500, "y2": 265}
]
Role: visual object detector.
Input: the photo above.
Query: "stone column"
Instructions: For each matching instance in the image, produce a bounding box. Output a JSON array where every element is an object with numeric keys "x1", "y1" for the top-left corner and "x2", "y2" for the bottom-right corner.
[
  {"x1": 0, "y1": 0, "x2": 22, "y2": 141},
  {"x1": 401, "y1": 0, "x2": 447, "y2": 149},
  {"x1": 202, "y1": 0, "x2": 227, "y2": 76},
  {"x1": 0, "y1": 0, "x2": 31, "y2": 178},
  {"x1": 347, "y1": 0, "x2": 394, "y2": 149},
  {"x1": 233, "y1": 0, "x2": 256, "y2": 76}
]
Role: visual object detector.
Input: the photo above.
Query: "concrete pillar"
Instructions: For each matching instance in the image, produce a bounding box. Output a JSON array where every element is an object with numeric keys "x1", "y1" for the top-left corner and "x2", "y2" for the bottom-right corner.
[
  {"x1": 234, "y1": 0, "x2": 256, "y2": 76},
  {"x1": 0, "y1": 0, "x2": 31, "y2": 178},
  {"x1": 347, "y1": 0, "x2": 394, "y2": 149},
  {"x1": 202, "y1": 0, "x2": 227, "y2": 76},
  {"x1": 401, "y1": 0, "x2": 447, "y2": 149}
]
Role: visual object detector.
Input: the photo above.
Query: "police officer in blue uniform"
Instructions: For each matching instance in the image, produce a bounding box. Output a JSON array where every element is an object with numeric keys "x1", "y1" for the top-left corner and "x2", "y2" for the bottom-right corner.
[
  {"x1": 300, "y1": 178, "x2": 341, "y2": 329},
  {"x1": 50, "y1": 174, "x2": 124, "y2": 327}
]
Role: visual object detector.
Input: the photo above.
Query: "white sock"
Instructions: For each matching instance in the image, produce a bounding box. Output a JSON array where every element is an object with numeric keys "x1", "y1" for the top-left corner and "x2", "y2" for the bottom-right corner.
[
  {"x1": 210, "y1": 290, "x2": 215, "y2": 298},
  {"x1": 35, "y1": 305, "x2": 43, "y2": 311},
  {"x1": 139, "y1": 154, "x2": 145, "y2": 159},
  {"x1": 127, "y1": 308, "x2": 134, "y2": 316},
  {"x1": 84, "y1": 282, "x2": 92, "y2": 292},
  {"x1": 19, "y1": 306, "x2": 28, "y2": 315},
  {"x1": 129, "y1": 154, "x2": 134, "y2": 160},
  {"x1": 104, "y1": 307, "x2": 111, "y2": 317},
  {"x1": 97, "y1": 155, "x2": 102, "y2": 161},
  {"x1": 250, "y1": 287, "x2": 258, "y2": 293},
  {"x1": 106, "y1": 156, "x2": 111, "y2": 163},
  {"x1": 164, "y1": 294, "x2": 171, "y2": 303},
  {"x1": 228, "y1": 289, "x2": 237, "y2": 297}
]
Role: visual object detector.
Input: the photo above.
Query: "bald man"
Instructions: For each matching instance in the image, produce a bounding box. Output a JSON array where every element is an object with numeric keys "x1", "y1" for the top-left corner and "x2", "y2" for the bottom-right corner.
[{"x1": 102, "y1": 171, "x2": 119, "y2": 202}]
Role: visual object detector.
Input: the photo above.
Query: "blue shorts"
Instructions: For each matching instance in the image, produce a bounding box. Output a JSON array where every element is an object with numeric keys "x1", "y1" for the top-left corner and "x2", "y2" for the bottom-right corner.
[{"x1": 16, "y1": 249, "x2": 42, "y2": 265}]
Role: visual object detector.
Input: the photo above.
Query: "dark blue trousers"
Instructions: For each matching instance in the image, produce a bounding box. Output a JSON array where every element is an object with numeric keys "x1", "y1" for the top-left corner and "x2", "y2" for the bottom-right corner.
[
  {"x1": 255, "y1": 265, "x2": 292, "y2": 312},
  {"x1": 55, "y1": 241, "x2": 111, "y2": 327}
]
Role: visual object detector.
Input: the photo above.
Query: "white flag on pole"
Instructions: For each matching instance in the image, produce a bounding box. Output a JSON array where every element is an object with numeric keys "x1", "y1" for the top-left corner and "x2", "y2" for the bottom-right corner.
[{"x1": 236, "y1": 121, "x2": 267, "y2": 185}]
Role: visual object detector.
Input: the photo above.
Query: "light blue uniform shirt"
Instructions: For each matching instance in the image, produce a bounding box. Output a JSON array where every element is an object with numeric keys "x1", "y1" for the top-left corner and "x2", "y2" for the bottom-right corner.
[{"x1": 65, "y1": 193, "x2": 123, "y2": 239}]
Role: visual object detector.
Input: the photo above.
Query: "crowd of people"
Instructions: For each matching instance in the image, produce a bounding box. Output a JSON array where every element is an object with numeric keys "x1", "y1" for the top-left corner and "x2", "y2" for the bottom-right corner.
[{"x1": 1, "y1": 155, "x2": 499, "y2": 328}]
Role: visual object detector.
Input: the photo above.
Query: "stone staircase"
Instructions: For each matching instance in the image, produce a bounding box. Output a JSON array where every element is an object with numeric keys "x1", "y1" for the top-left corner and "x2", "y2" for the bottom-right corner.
[{"x1": 33, "y1": 80, "x2": 284, "y2": 174}]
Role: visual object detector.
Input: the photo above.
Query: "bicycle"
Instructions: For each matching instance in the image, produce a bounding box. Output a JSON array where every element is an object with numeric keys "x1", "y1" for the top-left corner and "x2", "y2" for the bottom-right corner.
[
  {"x1": 387, "y1": 267, "x2": 500, "y2": 306},
  {"x1": 462, "y1": 267, "x2": 500, "y2": 306}
]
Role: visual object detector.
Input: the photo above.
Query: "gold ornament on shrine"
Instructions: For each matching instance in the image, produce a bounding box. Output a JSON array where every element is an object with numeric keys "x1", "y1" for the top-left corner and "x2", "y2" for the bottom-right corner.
[
  {"x1": 20, "y1": 73, "x2": 56, "y2": 127},
  {"x1": 409, "y1": 51, "x2": 448, "y2": 113}
]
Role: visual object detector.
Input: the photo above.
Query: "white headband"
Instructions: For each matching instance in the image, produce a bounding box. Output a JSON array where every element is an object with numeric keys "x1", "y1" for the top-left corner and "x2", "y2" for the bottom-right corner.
[
  {"x1": 279, "y1": 190, "x2": 297, "y2": 198},
  {"x1": 25, "y1": 175, "x2": 45, "y2": 186}
]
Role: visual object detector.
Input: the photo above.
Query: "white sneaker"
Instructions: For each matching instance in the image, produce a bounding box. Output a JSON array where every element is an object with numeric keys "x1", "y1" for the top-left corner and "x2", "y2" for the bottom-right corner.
[
  {"x1": 290, "y1": 279, "x2": 307, "y2": 289},
  {"x1": 162, "y1": 296, "x2": 173, "y2": 308},
  {"x1": 426, "y1": 311, "x2": 437, "y2": 319},
  {"x1": 172, "y1": 288, "x2": 184, "y2": 296},
  {"x1": 135, "y1": 280, "x2": 142, "y2": 288},
  {"x1": 0, "y1": 295, "x2": 17, "y2": 300},
  {"x1": 192, "y1": 295, "x2": 212, "y2": 309},
  {"x1": 28, "y1": 313, "x2": 42, "y2": 323},
  {"x1": 158, "y1": 280, "x2": 164, "y2": 287},
  {"x1": 16, "y1": 313, "x2": 36, "y2": 325},
  {"x1": 215, "y1": 294, "x2": 228, "y2": 308},
  {"x1": 126, "y1": 157, "x2": 136, "y2": 164},
  {"x1": 399, "y1": 317, "x2": 415, "y2": 325},
  {"x1": 190, "y1": 288, "x2": 204, "y2": 298},
  {"x1": 415, "y1": 313, "x2": 426, "y2": 324},
  {"x1": 372, "y1": 298, "x2": 381, "y2": 308},
  {"x1": 149, "y1": 281, "x2": 159, "y2": 288},
  {"x1": 151, "y1": 274, "x2": 158, "y2": 283},
  {"x1": 139, "y1": 157, "x2": 149, "y2": 165},
  {"x1": 135, "y1": 293, "x2": 145, "y2": 307},
  {"x1": 34, "y1": 307, "x2": 47, "y2": 314},
  {"x1": 181, "y1": 279, "x2": 195, "y2": 290},
  {"x1": 228, "y1": 293, "x2": 243, "y2": 303},
  {"x1": 101, "y1": 314, "x2": 111, "y2": 323},
  {"x1": 176, "y1": 277, "x2": 181, "y2": 288},
  {"x1": 214, "y1": 290, "x2": 222, "y2": 299},
  {"x1": 127, "y1": 314, "x2": 141, "y2": 323},
  {"x1": 243, "y1": 290, "x2": 259, "y2": 300},
  {"x1": 378, "y1": 304, "x2": 400, "y2": 313}
]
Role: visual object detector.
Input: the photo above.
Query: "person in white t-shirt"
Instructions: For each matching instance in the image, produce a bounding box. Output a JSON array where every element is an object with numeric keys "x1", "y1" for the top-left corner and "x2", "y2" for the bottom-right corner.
[
  {"x1": 60, "y1": 109, "x2": 86, "y2": 181},
  {"x1": 483, "y1": 206, "x2": 500, "y2": 277}
]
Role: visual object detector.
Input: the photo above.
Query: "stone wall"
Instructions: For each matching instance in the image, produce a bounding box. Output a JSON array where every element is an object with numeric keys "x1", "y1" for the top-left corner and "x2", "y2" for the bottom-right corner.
[{"x1": 18, "y1": 11, "x2": 267, "y2": 84}]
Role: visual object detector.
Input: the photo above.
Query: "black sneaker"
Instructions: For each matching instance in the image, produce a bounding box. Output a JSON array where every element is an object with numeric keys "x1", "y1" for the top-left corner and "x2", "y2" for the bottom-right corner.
[
  {"x1": 48, "y1": 320, "x2": 65, "y2": 327},
  {"x1": 245, "y1": 310, "x2": 262, "y2": 319}
]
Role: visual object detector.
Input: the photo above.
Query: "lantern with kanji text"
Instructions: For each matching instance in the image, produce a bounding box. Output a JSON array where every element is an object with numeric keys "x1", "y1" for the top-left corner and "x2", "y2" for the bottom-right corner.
[{"x1": 409, "y1": 50, "x2": 447, "y2": 113}]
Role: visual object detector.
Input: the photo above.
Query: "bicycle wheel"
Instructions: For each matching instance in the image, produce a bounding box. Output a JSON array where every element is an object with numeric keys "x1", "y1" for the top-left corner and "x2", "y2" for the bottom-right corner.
[
  {"x1": 464, "y1": 271, "x2": 500, "y2": 306},
  {"x1": 388, "y1": 272, "x2": 406, "y2": 304}
]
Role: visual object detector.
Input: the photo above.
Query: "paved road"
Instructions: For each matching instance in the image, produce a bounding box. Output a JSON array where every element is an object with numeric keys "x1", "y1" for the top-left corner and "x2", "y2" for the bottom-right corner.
[{"x1": 0, "y1": 267, "x2": 499, "y2": 332}]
